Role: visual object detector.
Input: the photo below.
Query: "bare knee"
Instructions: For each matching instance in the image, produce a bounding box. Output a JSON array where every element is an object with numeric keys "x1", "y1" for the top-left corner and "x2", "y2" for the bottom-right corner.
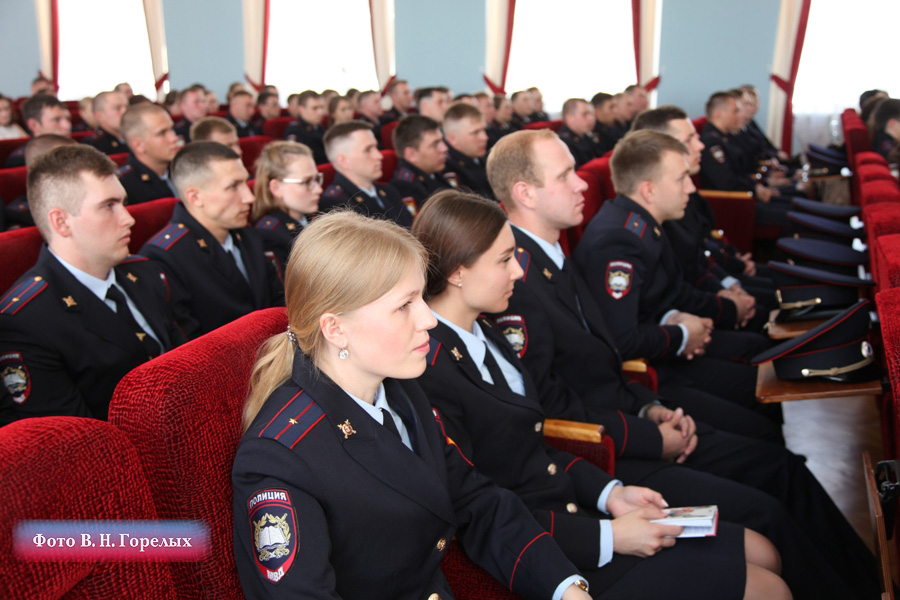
[
  {"x1": 744, "y1": 563, "x2": 792, "y2": 600},
  {"x1": 743, "y1": 528, "x2": 781, "y2": 575}
]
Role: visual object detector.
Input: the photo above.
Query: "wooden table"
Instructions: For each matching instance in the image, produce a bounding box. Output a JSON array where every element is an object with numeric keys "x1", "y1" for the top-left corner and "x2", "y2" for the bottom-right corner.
[{"x1": 756, "y1": 362, "x2": 882, "y2": 403}]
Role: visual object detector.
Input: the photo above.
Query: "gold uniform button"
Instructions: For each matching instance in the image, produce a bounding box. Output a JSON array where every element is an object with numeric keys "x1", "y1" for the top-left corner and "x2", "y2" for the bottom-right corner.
[
  {"x1": 534, "y1": 421, "x2": 542, "y2": 433},
  {"x1": 428, "y1": 594, "x2": 441, "y2": 600},
  {"x1": 566, "y1": 503, "x2": 578, "y2": 514},
  {"x1": 436, "y1": 538, "x2": 446, "y2": 552},
  {"x1": 547, "y1": 463, "x2": 557, "y2": 476}
]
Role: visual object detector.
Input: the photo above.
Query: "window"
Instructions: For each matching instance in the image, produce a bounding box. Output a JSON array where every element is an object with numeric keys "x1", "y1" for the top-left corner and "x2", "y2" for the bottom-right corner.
[
  {"x1": 504, "y1": 0, "x2": 638, "y2": 114},
  {"x1": 265, "y1": 0, "x2": 379, "y2": 94},
  {"x1": 793, "y1": 1, "x2": 900, "y2": 115},
  {"x1": 57, "y1": 0, "x2": 157, "y2": 100}
]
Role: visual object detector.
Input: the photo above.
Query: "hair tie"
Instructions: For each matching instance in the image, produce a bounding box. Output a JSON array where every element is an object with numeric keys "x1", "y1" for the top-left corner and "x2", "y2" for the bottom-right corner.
[{"x1": 285, "y1": 325, "x2": 298, "y2": 347}]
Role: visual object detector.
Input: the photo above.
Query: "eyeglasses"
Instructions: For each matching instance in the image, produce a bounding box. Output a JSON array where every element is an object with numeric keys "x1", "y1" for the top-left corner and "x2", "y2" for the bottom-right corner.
[{"x1": 280, "y1": 172, "x2": 324, "y2": 190}]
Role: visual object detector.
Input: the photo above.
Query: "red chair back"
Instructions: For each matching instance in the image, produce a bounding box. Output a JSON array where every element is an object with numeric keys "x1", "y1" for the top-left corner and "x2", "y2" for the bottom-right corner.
[
  {"x1": 109, "y1": 307, "x2": 289, "y2": 600},
  {"x1": 0, "y1": 226, "x2": 43, "y2": 293},
  {"x1": 318, "y1": 162, "x2": 337, "y2": 188},
  {"x1": 238, "y1": 135, "x2": 273, "y2": 175},
  {"x1": 380, "y1": 121, "x2": 400, "y2": 150},
  {"x1": 379, "y1": 149, "x2": 398, "y2": 184},
  {"x1": 70, "y1": 130, "x2": 91, "y2": 142},
  {"x1": 0, "y1": 166, "x2": 27, "y2": 204},
  {"x1": 523, "y1": 120, "x2": 562, "y2": 132},
  {"x1": 0, "y1": 417, "x2": 176, "y2": 599},
  {"x1": 262, "y1": 116, "x2": 293, "y2": 140},
  {"x1": 0, "y1": 137, "x2": 27, "y2": 166},
  {"x1": 109, "y1": 152, "x2": 129, "y2": 166},
  {"x1": 692, "y1": 116, "x2": 708, "y2": 133},
  {"x1": 127, "y1": 196, "x2": 178, "y2": 254}
]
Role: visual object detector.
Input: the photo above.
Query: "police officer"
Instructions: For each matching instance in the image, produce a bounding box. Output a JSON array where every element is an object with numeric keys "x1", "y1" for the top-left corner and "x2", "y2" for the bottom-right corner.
[
  {"x1": 173, "y1": 85, "x2": 208, "y2": 143},
  {"x1": 509, "y1": 90, "x2": 535, "y2": 129},
  {"x1": 4, "y1": 94, "x2": 72, "y2": 168},
  {"x1": 118, "y1": 104, "x2": 181, "y2": 205},
  {"x1": 319, "y1": 121, "x2": 413, "y2": 227},
  {"x1": 356, "y1": 90, "x2": 384, "y2": 128},
  {"x1": 283, "y1": 91, "x2": 328, "y2": 165},
  {"x1": 82, "y1": 91, "x2": 129, "y2": 155},
  {"x1": 558, "y1": 99, "x2": 603, "y2": 169},
  {"x1": 389, "y1": 115, "x2": 451, "y2": 210},
  {"x1": 414, "y1": 87, "x2": 450, "y2": 123},
  {"x1": 378, "y1": 79, "x2": 413, "y2": 128},
  {"x1": 140, "y1": 142, "x2": 283, "y2": 338},
  {"x1": 0, "y1": 145, "x2": 185, "y2": 424},
  {"x1": 225, "y1": 90, "x2": 262, "y2": 138},
  {"x1": 442, "y1": 102, "x2": 493, "y2": 199},
  {"x1": 591, "y1": 93, "x2": 622, "y2": 155}
]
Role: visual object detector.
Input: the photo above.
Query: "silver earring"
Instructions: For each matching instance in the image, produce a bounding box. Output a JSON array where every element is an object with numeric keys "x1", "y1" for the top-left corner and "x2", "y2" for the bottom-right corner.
[
  {"x1": 338, "y1": 348, "x2": 349, "y2": 360},
  {"x1": 456, "y1": 282, "x2": 462, "y2": 288}
]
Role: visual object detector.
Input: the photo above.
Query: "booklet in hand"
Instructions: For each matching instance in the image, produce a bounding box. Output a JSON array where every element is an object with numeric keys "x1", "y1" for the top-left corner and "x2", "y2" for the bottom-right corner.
[{"x1": 651, "y1": 505, "x2": 718, "y2": 538}]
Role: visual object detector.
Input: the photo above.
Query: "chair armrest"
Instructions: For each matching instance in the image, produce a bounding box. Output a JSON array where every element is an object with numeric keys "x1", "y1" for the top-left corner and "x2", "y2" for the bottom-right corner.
[
  {"x1": 544, "y1": 419, "x2": 615, "y2": 475},
  {"x1": 698, "y1": 189, "x2": 757, "y2": 253},
  {"x1": 543, "y1": 419, "x2": 604, "y2": 442},
  {"x1": 622, "y1": 358, "x2": 648, "y2": 373}
]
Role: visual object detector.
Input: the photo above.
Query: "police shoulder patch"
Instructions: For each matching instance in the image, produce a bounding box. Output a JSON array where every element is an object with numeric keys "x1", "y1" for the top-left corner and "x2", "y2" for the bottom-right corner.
[
  {"x1": 0, "y1": 276, "x2": 48, "y2": 315},
  {"x1": 0, "y1": 351, "x2": 31, "y2": 404},
  {"x1": 710, "y1": 145, "x2": 726, "y2": 163},
  {"x1": 259, "y1": 390, "x2": 326, "y2": 450},
  {"x1": 624, "y1": 212, "x2": 647, "y2": 238},
  {"x1": 396, "y1": 167, "x2": 415, "y2": 182},
  {"x1": 494, "y1": 314, "x2": 528, "y2": 358},
  {"x1": 605, "y1": 260, "x2": 633, "y2": 299},
  {"x1": 323, "y1": 185, "x2": 342, "y2": 199},
  {"x1": 256, "y1": 215, "x2": 280, "y2": 231},
  {"x1": 146, "y1": 223, "x2": 190, "y2": 250},
  {"x1": 248, "y1": 488, "x2": 297, "y2": 584}
]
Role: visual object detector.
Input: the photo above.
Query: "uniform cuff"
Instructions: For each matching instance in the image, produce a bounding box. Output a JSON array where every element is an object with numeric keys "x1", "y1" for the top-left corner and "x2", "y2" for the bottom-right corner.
[
  {"x1": 553, "y1": 575, "x2": 588, "y2": 600},
  {"x1": 674, "y1": 323, "x2": 688, "y2": 355},
  {"x1": 597, "y1": 479, "x2": 623, "y2": 514},
  {"x1": 599, "y1": 520, "x2": 614, "y2": 567},
  {"x1": 720, "y1": 276, "x2": 739, "y2": 289}
]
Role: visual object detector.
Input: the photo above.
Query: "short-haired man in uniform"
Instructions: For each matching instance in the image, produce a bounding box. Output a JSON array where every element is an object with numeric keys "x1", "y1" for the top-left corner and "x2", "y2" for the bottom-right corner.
[
  {"x1": 4, "y1": 94, "x2": 72, "y2": 168},
  {"x1": 624, "y1": 85, "x2": 649, "y2": 121},
  {"x1": 140, "y1": 142, "x2": 283, "y2": 338},
  {"x1": 83, "y1": 91, "x2": 129, "y2": 155},
  {"x1": 379, "y1": 79, "x2": 413, "y2": 127},
  {"x1": 442, "y1": 102, "x2": 492, "y2": 198},
  {"x1": 558, "y1": 98, "x2": 602, "y2": 169},
  {"x1": 319, "y1": 121, "x2": 413, "y2": 227},
  {"x1": 356, "y1": 90, "x2": 384, "y2": 128},
  {"x1": 3, "y1": 134, "x2": 77, "y2": 229},
  {"x1": 118, "y1": 104, "x2": 181, "y2": 205},
  {"x1": 509, "y1": 90, "x2": 534, "y2": 129},
  {"x1": 283, "y1": 90, "x2": 328, "y2": 164},
  {"x1": 0, "y1": 145, "x2": 185, "y2": 425},
  {"x1": 389, "y1": 115, "x2": 450, "y2": 210},
  {"x1": 415, "y1": 87, "x2": 450, "y2": 122},
  {"x1": 527, "y1": 86, "x2": 549, "y2": 121},
  {"x1": 30, "y1": 76, "x2": 54, "y2": 97},
  {"x1": 190, "y1": 116, "x2": 242, "y2": 156},
  {"x1": 226, "y1": 90, "x2": 262, "y2": 138},
  {"x1": 590, "y1": 92, "x2": 621, "y2": 154},
  {"x1": 173, "y1": 84, "x2": 208, "y2": 143},
  {"x1": 256, "y1": 90, "x2": 281, "y2": 124}
]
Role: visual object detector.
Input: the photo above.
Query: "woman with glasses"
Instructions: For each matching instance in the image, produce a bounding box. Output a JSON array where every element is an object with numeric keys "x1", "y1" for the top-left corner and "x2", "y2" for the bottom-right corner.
[{"x1": 252, "y1": 141, "x2": 324, "y2": 269}]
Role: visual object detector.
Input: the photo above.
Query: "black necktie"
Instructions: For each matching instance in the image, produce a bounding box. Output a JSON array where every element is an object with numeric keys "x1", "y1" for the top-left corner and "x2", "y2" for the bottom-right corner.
[
  {"x1": 380, "y1": 408, "x2": 400, "y2": 438},
  {"x1": 106, "y1": 284, "x2": 161, "y2": 359},
  {"x1": 482, "y1": 342, "x2": 511, "y2": 392}
]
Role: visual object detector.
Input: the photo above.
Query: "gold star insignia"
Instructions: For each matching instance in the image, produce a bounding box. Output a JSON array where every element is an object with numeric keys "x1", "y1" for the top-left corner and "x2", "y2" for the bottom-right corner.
[
  {"x1": 34, "y1": 276, "x2": 43, "y2": 282},
  {"x1": 136, "y1": 332, "x2": 146, "y2": 341},
  {"x1": 378, "y1": 189, "x2": 385, "y2": 197},
  {"x1": 126, "y1": 273, "x2": 137, "y2": 283},
  {"x1": 653, "y1": 226, "x2": 661, "y2": 237},
  {"x1": 286, "y1": 223, "x2": 296, "y2": 231},
  {"x1": 62, "y1": 296, "x2": 77, "y2": 307},
  {"x1": 177, "y1": 223, "x2": 185, "y2": 228},
  {"x1": 543, "y1": 268, "x2": 553, "y2": 280},
  {"x1": 141, "y1": 174, "x2": 150, "y2": 181},
  {"x1": 197, "y1": 239, "x2": 207, "y2": 248},
  {"x1": 289, "y1": 418, "x2": 298, "y2": 425},
  {"x1": 450, "y1": 347, "x2": 463, "y2": 361},
  {"x1": 356, "y1": 197, "x2": 365, "y2": 203}
]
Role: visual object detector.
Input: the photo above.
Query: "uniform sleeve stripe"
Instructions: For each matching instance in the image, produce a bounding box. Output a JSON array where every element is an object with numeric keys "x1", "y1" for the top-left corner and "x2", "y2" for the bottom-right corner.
[
  {"x1": 564, "y1": 457, "x2": 583, "y2": 472},
  {"x1": 549, "y1": 511, "x2": 555, "y2": 536},
  {"x1": 616, "y1": 410, "x2": 628, "y2": 458},
  {"x1": 508, "y1": 531, "x2": 551, "y2": 590}
]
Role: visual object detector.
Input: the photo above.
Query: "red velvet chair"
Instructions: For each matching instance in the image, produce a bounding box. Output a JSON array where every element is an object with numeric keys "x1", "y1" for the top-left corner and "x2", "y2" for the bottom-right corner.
[
  {"x1": 263, "y1": 116, "x2": 293, "y2": 140},
  {"x1": 877, "y1": 288, "x2": 900, "y2": 461},
  {"x1": 318, "y1": 162, "x2": 337, "y2": 188},
  {"x1": 0, "y1": 417, "x2": 176, "y2": 599},
  {"x1": 0, "y1": 137, "x2": 27, "y2": 166},
  {"x1": 70, "y1": 131, "x2": 91, "y2": 142},
  {"x1": 109, "y1": 307, "x2": 289, "y2": 600},
  {"x1": 692, "y1": 116, "x2": 708, "y2": 133},
  {"x1": 523, "y1": 120, "x2": 563, "y2": 132},
  {"x1": 109, "y1": 152, "x2": 129, "y2": 167},
  {"x1": 0, "y1": 226, "x2": 42, "y2": 293},
  {"x1": 873, "y1": 234, "x2": 900, "y2": 291},
  {"x1": 0, "y1": 166, "x2": 27, "y2": 204},
  {"x1": 854, "y1": 163, "x2": 896, "y2": 204},
  {"x1": 379, "y1": 149, "x2": 398, "y2": 183},
  {"x1": 381, "y1": 120, "x2": 400, "y2": 150},
  {"x1": 854, "y1": 151, "x2": 889, "y2": 168},
  {"x1": 126, "y1": 197, "x2": 178, "y2": 254},
  {"x1": 238, "y1": 135, "x2": 273, "y2": 175},
  {"x1": 861, "y1": 179, "x2": 900, "y2": 209}
]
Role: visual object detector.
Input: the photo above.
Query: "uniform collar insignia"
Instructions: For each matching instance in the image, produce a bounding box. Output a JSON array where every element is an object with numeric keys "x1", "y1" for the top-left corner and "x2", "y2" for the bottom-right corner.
[
  {"x1": 197, "y1": 239, "x2": 208, "y2": 249},
  {"x1": 653, "y1": 226, "x2": 661, "y2": 237},
  {"x1": 450, "y1": 347, "x2": 463, "y2": 361},
  {"x1": 62, "y1": 296, "x2": 77, "y2": 308},
  {"x1": 285, "y1": 223, "x2": 296, "y2": 231},
  {"x1": 543, "y1": 268, "x2": 553, "y2": 280},
  {"x1": 337, "y1": 419, "x2": 357, "y2": 439},
  {"x1": 141, "y1": 174, "x2": 150, "y2": 181},
  {"x1": 126, "y1": 272, "x2": 138, "y2": 283}
]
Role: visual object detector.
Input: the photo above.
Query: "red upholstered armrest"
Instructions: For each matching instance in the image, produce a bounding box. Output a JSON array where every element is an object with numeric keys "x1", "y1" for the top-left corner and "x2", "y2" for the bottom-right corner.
[
  {"x1": 623, "y1": 358, "x2": 658, "y2": 394},
  {"x1": 698, "y1": 189, "x2": 756, "y2": 253}
]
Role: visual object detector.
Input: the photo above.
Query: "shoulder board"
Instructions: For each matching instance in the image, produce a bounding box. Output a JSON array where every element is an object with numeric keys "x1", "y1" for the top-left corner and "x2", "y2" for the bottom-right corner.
[
  {"x1": 84, "y1": 130, "x2": 103, "y2": 142},
  {"x1": 323, "y1": 185, "x2": 343, "y2": 199},
  {"x1": 0, "y1": 276, "x2": 48, "y2": 315},
  {"x1": 426, "y1": 337, "x2": 442, "y2": 366},
  {"x1": 395, "y1": 167, "x2": 415, "y2": 182},
  {"x1": 117, "y1": 164, "x2": 133, "y2": 177},
  {"x1": 119, "y1": 255, "x2": 149, "y2": 264},
  {"x1": 515, "y1": 247, "x2": 531, "y2": 282},
  {"x1": 623, "y1": 211, "x2": 647, "y2": 238},
  {"x1": 258, "y1": 390, "x2": 326, "y2": 450},
  {"x1": 255, "y1": 215, "x2": 280, "y2": 231},
  {"x1": 146, "y1": 223, "x2": 190, "y2": 250},
  {"x1": 10, "y1": 146, "x2": 25, "y2": 158}
]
